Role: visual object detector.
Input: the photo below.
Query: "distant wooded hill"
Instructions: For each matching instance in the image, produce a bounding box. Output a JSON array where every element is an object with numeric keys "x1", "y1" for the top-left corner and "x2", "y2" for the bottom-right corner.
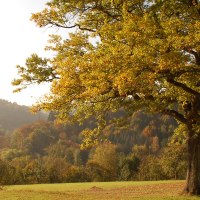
[
  {"x1": 0, "y1": 110, "x2": 182, "y2": 185},
  {"x1": 0, "y1": 99, "x2": 47, "y2": 132}
]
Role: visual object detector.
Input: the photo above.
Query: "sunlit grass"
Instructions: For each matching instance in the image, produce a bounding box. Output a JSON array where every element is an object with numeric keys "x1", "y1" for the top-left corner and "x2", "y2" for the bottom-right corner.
[
  {"x1": 1, "y1": 180, "x2": 199, "y2": 200},
  {"x1": 7, "y1": 180, "x2": 182, "y2": 192}
]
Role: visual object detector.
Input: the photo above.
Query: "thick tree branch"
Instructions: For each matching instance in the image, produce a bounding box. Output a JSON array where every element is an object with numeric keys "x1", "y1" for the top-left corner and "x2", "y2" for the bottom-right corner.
[
  {"x1": 167, "y1": 78, "x2": 200, "y2": 96},
  {"x1": 173, "y1": 68, "x2": 200, "y2": 76},
  {"x1": 162, "y1": 109, "x2": 187, "y2": 123}
]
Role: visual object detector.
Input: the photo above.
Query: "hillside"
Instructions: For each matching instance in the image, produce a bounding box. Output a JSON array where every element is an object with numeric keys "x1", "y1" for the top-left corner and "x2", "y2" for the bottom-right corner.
[
  {"x1": 0, "y1": 110, "x2": 183, "y2": 185},
  {"x1": 0, "y1": 99, "x2": 47, "y2": 132}
]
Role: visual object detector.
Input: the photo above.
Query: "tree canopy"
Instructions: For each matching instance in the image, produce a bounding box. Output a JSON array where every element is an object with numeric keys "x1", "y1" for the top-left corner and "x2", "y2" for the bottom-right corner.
[{"x1": 13, "y1": 0, "x2": 200, "y2": 195}]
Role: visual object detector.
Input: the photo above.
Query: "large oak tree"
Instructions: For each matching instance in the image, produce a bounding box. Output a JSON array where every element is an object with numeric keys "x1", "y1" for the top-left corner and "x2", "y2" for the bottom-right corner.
[{"x1": 13, "y1": 0, "x2": 200, "y2": 195}]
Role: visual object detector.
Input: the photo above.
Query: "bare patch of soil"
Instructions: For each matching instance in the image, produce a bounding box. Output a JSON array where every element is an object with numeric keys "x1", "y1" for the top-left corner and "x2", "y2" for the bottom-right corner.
[
  {"x1": 90, "y1": 186, "x2": 103, "y2": 191},
  {"x1": 0, "y1": 185, "x2": 5, "y2": 190}
]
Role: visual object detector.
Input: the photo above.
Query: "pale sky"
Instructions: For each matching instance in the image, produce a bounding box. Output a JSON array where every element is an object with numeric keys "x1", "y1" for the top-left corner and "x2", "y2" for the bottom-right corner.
[{"x1": 0, "y1": 0, "x2": 54, "y2": 106}]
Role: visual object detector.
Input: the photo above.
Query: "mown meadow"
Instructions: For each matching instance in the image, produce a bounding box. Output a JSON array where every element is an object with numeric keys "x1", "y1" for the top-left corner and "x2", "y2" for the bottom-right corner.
[{"x1": 1, "y1": 180, "x2": 200, "y2": 200}]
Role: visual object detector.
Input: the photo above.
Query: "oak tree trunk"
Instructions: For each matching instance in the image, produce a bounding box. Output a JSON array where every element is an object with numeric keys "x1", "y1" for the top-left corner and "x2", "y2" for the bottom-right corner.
[{"x1": 184, "y1": 133, "x2": 200, "y2": 195}]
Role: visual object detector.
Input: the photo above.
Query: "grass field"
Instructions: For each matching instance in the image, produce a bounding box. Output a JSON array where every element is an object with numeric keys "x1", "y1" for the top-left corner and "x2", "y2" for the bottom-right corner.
[{"x1": 0, "y1": 180, "x2": 200, "y2": 200}]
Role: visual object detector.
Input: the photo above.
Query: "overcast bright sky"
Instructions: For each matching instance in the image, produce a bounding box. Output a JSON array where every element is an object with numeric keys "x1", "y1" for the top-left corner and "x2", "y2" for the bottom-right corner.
[{"x1": 0, "y1": 0, "x2": 54, "y2": 106}]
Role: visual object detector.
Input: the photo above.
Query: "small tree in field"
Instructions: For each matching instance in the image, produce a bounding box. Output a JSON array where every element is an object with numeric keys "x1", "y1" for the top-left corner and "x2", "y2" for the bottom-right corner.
[
  {"x1": 87, "y1": 143, "x2": 118, "y2": 181},
  {"x1": 160, "y1": 144, "x2": 187, "y2": 180},
  {"x1": 13, "y1": 0, "x2": 200, "y2": 195}
]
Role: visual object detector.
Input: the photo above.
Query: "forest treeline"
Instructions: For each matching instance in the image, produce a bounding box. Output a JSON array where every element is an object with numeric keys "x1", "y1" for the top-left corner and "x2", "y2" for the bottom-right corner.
[{"x1": 0, "y1": 106, "x2": 187, "y2": 184}]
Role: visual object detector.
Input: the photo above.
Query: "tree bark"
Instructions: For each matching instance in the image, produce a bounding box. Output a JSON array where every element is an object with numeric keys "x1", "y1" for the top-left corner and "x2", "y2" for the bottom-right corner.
[{"x1": 183, "y1": 133, "x2": 200, "y2": 195}]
